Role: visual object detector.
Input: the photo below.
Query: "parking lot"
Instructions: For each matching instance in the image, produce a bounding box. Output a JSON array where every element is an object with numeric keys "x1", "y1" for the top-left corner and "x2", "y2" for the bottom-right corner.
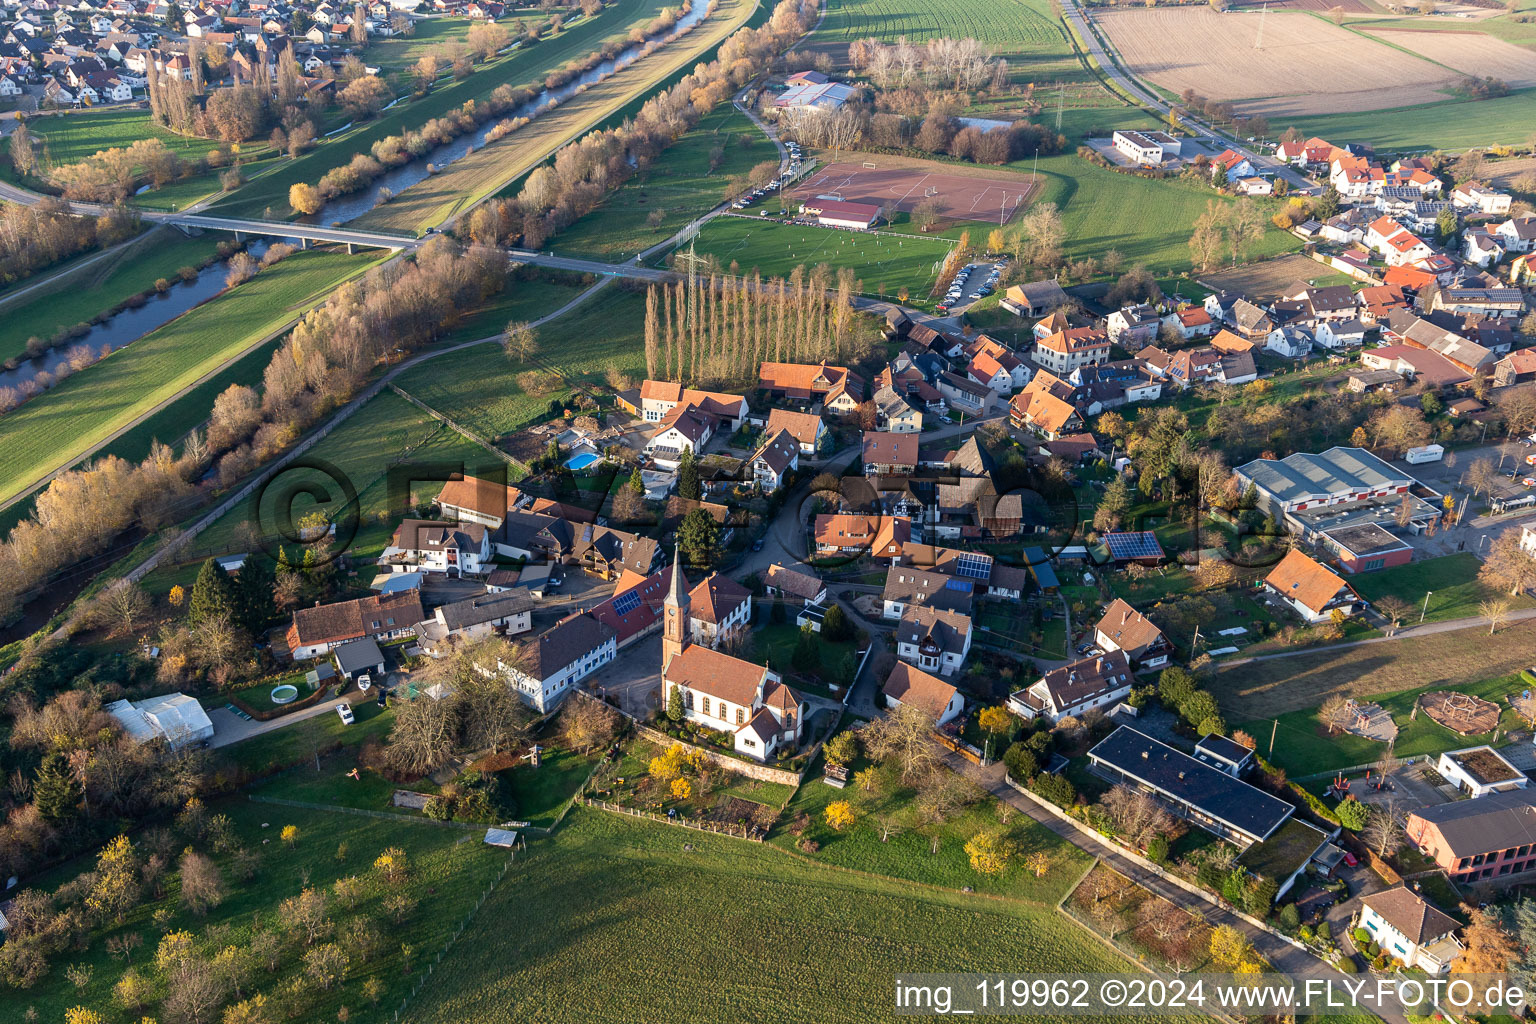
[
  {"x1": 937, "y1": 260, "x2": 1006, "y2": 315},
  {"x1": 1391, "y1": 440, "x2": 1536, "y2": 556}
]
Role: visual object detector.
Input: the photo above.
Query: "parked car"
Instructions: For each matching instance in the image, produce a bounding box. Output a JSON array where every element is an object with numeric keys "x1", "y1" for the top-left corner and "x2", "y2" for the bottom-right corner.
[{"x1": 336, "y1": 703, "x2": 355, "y2": 725}]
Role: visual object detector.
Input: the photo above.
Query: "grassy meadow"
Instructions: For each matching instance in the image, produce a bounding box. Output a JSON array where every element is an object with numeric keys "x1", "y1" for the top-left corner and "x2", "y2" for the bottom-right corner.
[
  {"x1": 353, "y1": 0, "x2": 758, "y2": 234},
  {"x1": 0, "y1": 249, "x2": 381, "y2": 507}
]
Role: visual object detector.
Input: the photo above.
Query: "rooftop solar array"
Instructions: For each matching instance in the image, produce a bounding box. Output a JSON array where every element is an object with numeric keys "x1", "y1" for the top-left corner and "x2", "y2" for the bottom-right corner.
[
  {"x1": 953, "y1": 553, "x2": 991, "y2": 579},
  {"x1": 1104, "y1": 531, "x2": 1164, "y2": 561},
  {"x1": 611, "y1": 589, "x2": 642, "y2": 616},
  {"x1": 944, "y1": 578, "x2": 974, "y2": 593}
]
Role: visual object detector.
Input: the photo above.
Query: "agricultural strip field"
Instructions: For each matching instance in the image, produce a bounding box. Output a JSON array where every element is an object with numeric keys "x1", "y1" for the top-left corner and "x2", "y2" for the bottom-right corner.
[
  {"x1": 10, "y1": 796, "x2": 507, "y2": 1024},
  {"x1": 351, "y1": 0, "x2": 758, "y2": 234},
  {"x1": 678, "y1": 217, "x2": 955, "y2": 301},
  {"x1": 1030, "y1": 153, "x2": 1299, "y2": 272},
  {"x1": 0, "y1": 249, "x2": 381, "y2": 508},
  {"x1": 1286, "y1": 91, "x2": 1536, "y2": 150},
  {"x1": 549, "y1": 107, "x2": 775, "y2": 261},
  {"x1": 1211, "y1": 619, "x2": 1536, "y2": 719},
  {"x1": 0, "y1": 227, "x2": 228, "y2": 364},
  {"x1": 213, "y1": 0, "x2": 663, "y2": 219},
  {"x1": 1364, "y1": 28, "x2": 1536, "y2": 90},
  {"x1": 403, "y1": 809, "x2": 1183, "y2": 1024},
  {"x1": 1094, "y1": 7, "x2": 1455, "y2": 117},
  {"x1": 1196, "y1": 253, "x2": 1356, "y2": 303}
]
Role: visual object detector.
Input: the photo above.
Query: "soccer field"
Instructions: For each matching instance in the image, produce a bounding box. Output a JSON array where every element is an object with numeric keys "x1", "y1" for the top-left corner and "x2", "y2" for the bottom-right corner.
[{"x1": 679, "y1": 216, "x2": 955, "y2": 302}]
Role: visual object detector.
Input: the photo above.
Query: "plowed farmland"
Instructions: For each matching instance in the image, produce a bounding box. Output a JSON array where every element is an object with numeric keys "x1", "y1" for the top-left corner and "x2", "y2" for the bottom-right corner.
[
  {"x1": 1365, "y1": 28, "x2": 1536, "y2": 90},
  {"x1": 1095, "y1": 7, "x2": 1456, "y2": 116}
]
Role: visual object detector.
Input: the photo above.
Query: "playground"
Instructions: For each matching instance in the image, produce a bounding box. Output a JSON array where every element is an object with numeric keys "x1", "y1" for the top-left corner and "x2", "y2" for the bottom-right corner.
[
  {"x1": 789, "y1": 160, "x2": 1038, "y2": 227},
  {"x1": 1417, "y1": 690, "x2": 1501, "y2": 736}
]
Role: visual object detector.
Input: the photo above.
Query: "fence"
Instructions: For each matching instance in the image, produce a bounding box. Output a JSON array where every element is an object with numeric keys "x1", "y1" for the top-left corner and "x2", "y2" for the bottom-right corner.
[
  {"x1": 933, "y1": 731, "x2": 985, "y2": 766},
  {"x1": 627, "y1": 718, "x2": 807, "y2": 786},
  {"x1": 390, "y1": 848, "x2": 520, "y2": 1024},
  {"x1": 583, "y1": 797, "x2": 767, "y2": 841},
  {"x1": 389, "y1": 383, "x2": 530, "y2": 473}
]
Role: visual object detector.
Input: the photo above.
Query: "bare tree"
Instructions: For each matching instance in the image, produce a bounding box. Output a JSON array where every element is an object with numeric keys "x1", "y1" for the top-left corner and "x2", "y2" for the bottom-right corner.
[
  {"x1": 1362, "y1": 801, "x2": 1403, "y2": 857},
  {"x1": 1481, "y1": 597, "x2": 1512, "y2": 635},
  {"x1": 1320, "y1": 694, "x2": 1353, "y2": 735},
  {"x1": 178, "y1": 851, "x2": 226, "y2": 916},
  {"x1": 863, "y1": 703, "x2": 942, "y2": 782},
  {"x1": 560, "y1": 694, "x2": 620, "y2": 754},
  {"x1": 502, "y1": 321, "x2": 539, "y2": 364}
]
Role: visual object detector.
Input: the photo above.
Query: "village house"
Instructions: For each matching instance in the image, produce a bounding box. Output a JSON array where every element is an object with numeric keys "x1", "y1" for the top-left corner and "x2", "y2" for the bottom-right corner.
[
  {"x1": 1451, "y1": 184, "x2": 1512, "y2": 216},
  {"x1": 636, "y1": 380, "x2": 748, "y2": 430},
  {"x1": 680, "y1": 570, "x2": 753, "y2": 648},
  {"x1": 1356, "y1": 888, "x2": 1463, "y2": 975},
  {"x1": 763, "y1": 563, "x2": 826, "y2": 607},
  {"x1": 882, "y1": 662, "x2": 964, "y2": 725},
  {"x1": 644, "y1": 406, "x2": 716, "y2": 466},
  {"x1": 881, "y1": 564, "x2": 975, "y2": 620},
  {"x1": 1262, "y1": 549, "x2": 1362, "y2": 624},
  {"x1": 1105, "y1": 304, "x2": 1160, "y2": 348},
  {"x1": 965, "y1": 336, "x2": 1031, "y2": 389},
  {"x1": 749, "y1": 428, "x2": 798, "y2": 492},
  {"x1": 1493, "y1": 349, "x2": 1536, "y2": 387},
  {"x1": 862, "y1": 430, "x2": 918, "y2": 475},
  {"x1": 1002, "y1": 279, "x2": 1070, "y2": 316},
  {"x1": 1313, "y1": 318, "x2": 1368, "y2": 350},
  {"x1": 1093, "y1": 599, "x2": 1172, "y2": 670},
  {"x1": 764, "y1": 408, "x2": 826, "y2": 455},
  {"x1": 287, "y1": 589, "x2": 425, "y2": 660},
  {"x1": 813, "y1": 514, "x2": 910, "y2": 560},
  {"x1": 1494, "y1": 215, "x2": 1536, "y2": 253},
  {"x1": 873, "y1": 385, "x2": 923, "y2": 432},
  {"x1": 571, "y1": 525, "x2": 659, "y2": 580},
  {"x1": 937, "y1": 371, "x2": 993, "y2": 416},
  {"x1": 434, "y1": 476, "x2": 527, "y2": 529},
  {"x1": 381, "y1": 519, "x2": 494, "y2": 576},
  {"x1": 498, "y1": 613, "x2": 616, "y2": 712},
  {"x1": 1033, "y1": 326, "x2": 1110, "y2": 375},
  {"x1": 1406, "y1": 788, "x2": 1536, "y2": 883},
  {"x1": 758, "y1": 360, "x2": 864, "y2": 413},
  {"x1": 1009, "y1": 371, "x2": 1083, "y2": 440},
  {"x1": 1009, "y1": 649, "x2": 1134, "y2": 723},
  {"x1": 894, "y1": 605, "x2": 972, "y2": 676},
  {"x1": 1161, "y1": 305, "x2": 1215, "y2": 341},
  {"x1": 413, "y1": 590, "x2": 534, "y2": 657}
]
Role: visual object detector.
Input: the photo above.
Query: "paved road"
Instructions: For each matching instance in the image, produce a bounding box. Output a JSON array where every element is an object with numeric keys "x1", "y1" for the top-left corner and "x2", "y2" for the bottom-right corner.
[
  {"x1": 207, "y1": 694, "x2": 353, "y2": 748},
  {"x1": 1058, "y1": 0, "x2": 1311, "y2": 194},
  {"x1": 944, "y1": 752, "x2": 1405, "y2": 1024},
  {"x1": 1219, "y1": 607, "x2": 1536, "y2": 667}
]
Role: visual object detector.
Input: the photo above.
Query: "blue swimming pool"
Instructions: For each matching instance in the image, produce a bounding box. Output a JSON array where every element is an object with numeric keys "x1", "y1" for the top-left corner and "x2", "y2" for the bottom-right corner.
[{"x1": 564, "y1": 452, "x2": 601, "y2": 470}]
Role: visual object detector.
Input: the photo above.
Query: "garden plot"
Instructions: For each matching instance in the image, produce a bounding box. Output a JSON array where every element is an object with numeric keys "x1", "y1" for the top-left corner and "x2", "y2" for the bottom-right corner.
[{"x1": 1095, "y1": 7, "x2": 1456, "y2": 116}]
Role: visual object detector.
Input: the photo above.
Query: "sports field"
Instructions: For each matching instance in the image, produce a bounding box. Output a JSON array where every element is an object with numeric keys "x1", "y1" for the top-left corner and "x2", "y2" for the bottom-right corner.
[
  {"x1": 793, "y1": 160, "x2": 1037, "y2": 227},
  {"x1": 403, "y1": 809, "x2": 1179, "y2": 1024},
  {"x1": 1096, "y1": 7, "x2": 1456, "y2": 116},
  {"x1": 351, "y1": 0, "x2": 756, "y2": 235},
  {"x1": 0, "y1": 250, "x2": 381, "y2": 508},
  {"x1": 678, "y1": 217, "x2": 954, "y2": 300}
]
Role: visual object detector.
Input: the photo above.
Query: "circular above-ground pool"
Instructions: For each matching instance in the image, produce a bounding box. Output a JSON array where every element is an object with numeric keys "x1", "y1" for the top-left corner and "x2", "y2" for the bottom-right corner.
[
  {"x1": 564, "y1": 452, "x2": 600, "y2": 471},
  {"x1": 270, "y1": 684, "x2": 300, "y2": 705}
]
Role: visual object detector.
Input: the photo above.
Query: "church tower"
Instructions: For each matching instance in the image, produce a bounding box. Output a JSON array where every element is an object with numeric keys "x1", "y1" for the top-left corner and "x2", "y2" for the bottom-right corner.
[{"x1": 662, "y1": 546, "x2": 690, "y2": 672}]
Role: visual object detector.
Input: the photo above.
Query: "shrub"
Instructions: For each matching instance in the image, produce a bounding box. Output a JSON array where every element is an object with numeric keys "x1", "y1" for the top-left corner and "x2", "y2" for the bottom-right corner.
[
  {"x1": 1352, "y1": 926, "x2": 1371, "y2": 944},
  {"x1": 1146, "y1": 836, "x2": 1169, "y2": 864},
  {"x1": 1002, "y1": 743, "x2": 1039, "y2": 782},
  {"x1": 1336, "y1": 954, "x2": 1357, "y2": 974}
]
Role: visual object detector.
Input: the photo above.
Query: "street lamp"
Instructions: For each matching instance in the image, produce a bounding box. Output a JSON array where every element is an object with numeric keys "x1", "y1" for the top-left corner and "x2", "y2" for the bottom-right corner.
[
  {"x1": 1480, "y1": 534, "x2": 1490, "y2": 552},
  {"x1": 1420, "y1": 590, "x2": 1434, "y2": 624}
]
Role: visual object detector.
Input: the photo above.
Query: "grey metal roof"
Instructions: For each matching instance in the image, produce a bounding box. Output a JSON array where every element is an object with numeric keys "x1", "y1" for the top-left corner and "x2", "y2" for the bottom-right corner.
[
  {"x1": 1236, "y1": 446, "x2": 1408, "y2": 505},
  {"x1": 1411, "y1": 787, "x2": 1536, "y2": 859},
  {"x1": 333, "y1": 637, "x2": 384, "y2": 675}
]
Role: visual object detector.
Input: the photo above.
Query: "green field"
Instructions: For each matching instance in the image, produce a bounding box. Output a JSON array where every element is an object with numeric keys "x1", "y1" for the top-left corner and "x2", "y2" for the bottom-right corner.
[
  {"x1": 0, "y1": 228, "x2": 228, "y2": 363},
  {"x1": 1032, "y1": 153, "x2": 1299, "y2": 273},
  {"x1": 679, "y1": 217, "x2": 955, "y2": 301},
  {"x1": 9, "y1": 794, "x2": 506, "y2": 1024},
  {"x1": 813, "y1": 0, "x2": 1078, "y2": 68},
  {"x1": 0, "y1": 249, "x2": 381, "y2": 507},
  {"x1": 353, "y1": 0, "x2": 757, "y2": 234},
  {"x1": 1239, "y1": 670, "x2": 1528, "y2": 779},
  {"x1": 390, "y1": 282, "x2": 646, "y2": 443},
  {"x1": 1351, "y1": 552, "x2": 1536, "y2": 626},
  {"x1": 366, "y1": 16, "x2": 476, "y2": 75},
  {"x1": 1287, "y1": 91, "x2": 1536, "y2": 152},
  {"x1": 551, "y1": 107, "x2": 775, "y2": 261},
  {"x1": 213, "y1": 0, "x2": 656, "y2": 219},
  {"x1": 403, "y1": 809, "x2": 1174, "y2": 1024}
]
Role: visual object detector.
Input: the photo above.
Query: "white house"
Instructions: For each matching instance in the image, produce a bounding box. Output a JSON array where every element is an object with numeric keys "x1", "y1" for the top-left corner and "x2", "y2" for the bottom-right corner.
[
  {"x1": 381, "y1": 519, "x2": 493, "y2": 576},
  {"x1": 1357, "y1": 888, "x2": 1463, "y2": 974},
  {"x1": 644, "y1": 408, "x2": 715, "y2": 467},
  {"x1": 1112, "y1": 129, "x2": 1178, "y2": 166},
  {"x1": 937, "y1": 371, "x2": 993, "y2": 416},
  {"x1": 413, "y1": 590, "x2": 533, "y2": 656},
  {"x1": 498, "y1": 613, "x2": 616, "y2": 712},
  {"x1": 1494, "y1": 216, "x2": 1536, "y2": 253},
  {"x1": 1265, "y1": 325, "x2": 1313, "y2": 359},
  {"x1": 1464, "y1": 229, "x2": 1504, "y2": 268},
  {"x1": 894, "y1": 605, "x2": 972, "y2": 677},
  {"x1": 882, "y1": 662, "x2": 964, "y2": 725},
  {"x1": 106, "y1": 693, "x2": 214, "y2": 749},
  {"x1": 1263, "y1": 550, "x2": 1361, "y2": 624},
  {"x1": 636, "y1": 381, "x2": 748, "y2": 429},
  {"x1": 1435, "y1": 746, "x2": 1529, "y2": 798},
  {"x1": 750, "y1": 428, "x2": 798, "y2": 493},
  {"x1": 1451, "y1": 185, "x2": 1512, "y2": 216},
  {"x1": 1093, "y1": 599, "x2": 1171, "y2": 670},
  {"x1": 1007, "y1": 650, "x2": 1133, "y2": 723},
  {"x1": 1314, "y1": 318, "x2": 1367, "y2": 350}
]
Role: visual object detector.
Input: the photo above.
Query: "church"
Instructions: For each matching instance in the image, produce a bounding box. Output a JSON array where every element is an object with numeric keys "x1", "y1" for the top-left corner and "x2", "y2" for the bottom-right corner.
[{"x1": 659, "y1": 548, "x2": 809, "y2": 762}]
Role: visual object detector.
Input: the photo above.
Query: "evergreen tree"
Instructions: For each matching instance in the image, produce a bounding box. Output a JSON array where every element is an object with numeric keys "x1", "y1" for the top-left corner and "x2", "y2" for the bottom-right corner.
[
  {"x1": 628, "y1": 467, "x2": 645, "y2": 494},
  {"x1": 821, "y1": 603, "x2": 852, "y2": 642},
  {"x1": 235, "y1": 556, "x2": 276, "y2": 635},
  {"x1": 791, "y1": 625, "x2": 819, "y2": 672},
  {"x1": 677, "y1": 508, "x2": 720, "y2": 568},
  {"x1": 188, "y1": 558, "x2": 238, "y2": 626},
  {"x1": 666, "y1": 684, "x2": 683, "y2": 723},
  {"x1": 35, "y1": 753, "x2": 79, "y2": 821},
  {"x1": 677, "y1": 447, "x2": 700, "y2": 501}
]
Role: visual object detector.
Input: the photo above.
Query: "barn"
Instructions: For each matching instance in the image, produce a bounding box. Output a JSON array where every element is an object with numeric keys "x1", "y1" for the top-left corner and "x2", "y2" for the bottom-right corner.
[{"x1": 800, "y1": 199, "x2": 880, "y2": 230}]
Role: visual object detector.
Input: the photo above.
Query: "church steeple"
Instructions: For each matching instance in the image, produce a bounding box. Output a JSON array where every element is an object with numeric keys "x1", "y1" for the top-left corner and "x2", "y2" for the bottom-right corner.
[{"x1": 662, "y1": 546, "x2": 690, "y2": 672}]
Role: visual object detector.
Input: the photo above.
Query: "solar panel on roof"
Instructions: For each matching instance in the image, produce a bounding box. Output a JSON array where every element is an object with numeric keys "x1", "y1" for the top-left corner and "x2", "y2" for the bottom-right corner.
[
  {"x1": 1105, "y1": 532, "x2": 1163, "y2": 560},
  {"x1": 611, "y1": 590, "x2": 642, "y2": 615},
  {"x1": 954, "y1": 553, "x2": 991, "y2": 579},
  {"x1": 944, "y1": 578, "x2": 973, "y2": 593}
]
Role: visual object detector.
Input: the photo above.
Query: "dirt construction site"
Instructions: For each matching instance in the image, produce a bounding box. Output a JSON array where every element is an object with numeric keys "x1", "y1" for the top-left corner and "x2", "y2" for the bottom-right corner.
[
  {"x1": 1094, "y1": 7, "x2": 1462, "y2": 116},
  {"x1": 790, "y1": 160, "x2": 1038, "y2": 226}
]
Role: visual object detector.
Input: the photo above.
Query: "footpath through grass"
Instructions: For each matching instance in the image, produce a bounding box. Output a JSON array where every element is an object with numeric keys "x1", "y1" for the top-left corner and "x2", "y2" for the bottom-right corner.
[
  {"x1": 354, "y1": 0, "x2": 756, "y2": 234},
  {"x1": 0, "y1": 249, "x2": 381, "y2": 507},
  {"x1": 0, "y1": 228, "x2": 228, "y2": 363},
  {"x1": 404, "y1": 808, "x2": 1174, "y2": 1024}
]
